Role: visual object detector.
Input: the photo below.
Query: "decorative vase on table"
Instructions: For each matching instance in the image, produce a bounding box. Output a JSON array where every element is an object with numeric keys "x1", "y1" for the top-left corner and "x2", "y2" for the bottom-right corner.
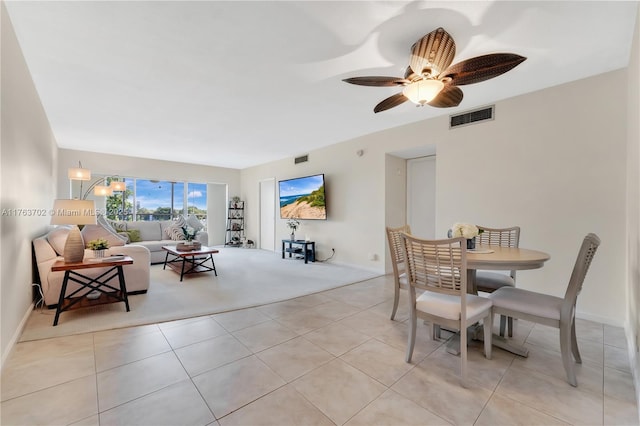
[
  {"x1": 93, "y1": 249, "x2": 106, "y2": 258},
  {"x1": 290, "y1": 232, "x2": 295, "y2": 241},
  {"x1": 467, "y1": 237, "x2": 476, "y2": 250},
  {"x1": 448, "y1": 223, "x2": 481, "y2": 250}
]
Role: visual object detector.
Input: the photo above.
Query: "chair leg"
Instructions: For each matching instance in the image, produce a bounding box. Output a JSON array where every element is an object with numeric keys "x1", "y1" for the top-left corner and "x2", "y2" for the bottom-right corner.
[
  {"x1": 460, "y1": 320, "x2": 468, "y2": 388},
  {"x1": 499, "y1": 315, "x2": 514, "y2": 337},
  {"x1": 571, "y1": 319, "x2": 582, "y2": 364},
  {"x1": 560, "y1": 322, "x2": 577, "y2": 387},
  {"x1": 484, "y1": 313, "x2": 492, "y2": 360},
  {"x1": 499, "y1": 315, "x2": 507, "y2": 337},
  {"x1": 405, "y1": 307, "x2": 417, "y2": 363},
  {"x1": 432, "y1": 324, "x2": 441, "y2": 340},
  {"x1": 390, "y1": 282, "x2": 400, "y2": 320}
]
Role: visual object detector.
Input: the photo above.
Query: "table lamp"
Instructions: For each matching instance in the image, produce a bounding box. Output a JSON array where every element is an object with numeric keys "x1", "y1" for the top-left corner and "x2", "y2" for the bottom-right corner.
[{"x1": 50, "y1": 199, "x2": 97, "y2": 263}]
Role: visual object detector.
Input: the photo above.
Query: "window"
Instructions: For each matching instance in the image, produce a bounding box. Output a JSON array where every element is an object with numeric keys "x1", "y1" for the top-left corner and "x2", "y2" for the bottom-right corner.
[
  {"x1": 105, "y1": 177, "x2": 133, "y2": 221},
  {"x1": 105, "y1": 178, "x2": 207, "y2": 223}
]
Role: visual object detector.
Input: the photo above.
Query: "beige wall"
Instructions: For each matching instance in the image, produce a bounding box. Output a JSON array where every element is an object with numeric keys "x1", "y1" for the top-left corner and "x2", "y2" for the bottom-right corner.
[
  {"x1": 242, "y1": 70, "x2": 629, "y2": 326},
  {"x1": 0, "y1": 3, "x2": 59, "y2": 364},
  {"x1": 626, "y1": 5, "x2": 640, "y2": 408}
]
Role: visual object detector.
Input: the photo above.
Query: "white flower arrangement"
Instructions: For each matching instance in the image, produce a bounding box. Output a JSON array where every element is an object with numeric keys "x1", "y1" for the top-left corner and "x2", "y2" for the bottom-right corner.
[
  {"x1": 286, "y1": 218, "x2": 300, "y2": 232},
  {"x1": 182, "y1": 226, "x2": 197, "y2": 241},
  {"x1": 450, "y1": 223, "x2": 482, "y2": 239}
]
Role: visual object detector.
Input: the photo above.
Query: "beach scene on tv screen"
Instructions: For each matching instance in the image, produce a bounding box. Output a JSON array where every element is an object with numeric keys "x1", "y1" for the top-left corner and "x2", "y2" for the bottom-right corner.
[{"x1": 279, "y1": 175, "x2": 326, "y2": 220}]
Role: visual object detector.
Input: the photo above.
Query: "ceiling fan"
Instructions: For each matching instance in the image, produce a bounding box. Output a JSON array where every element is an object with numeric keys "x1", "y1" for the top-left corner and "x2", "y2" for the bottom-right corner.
[{"x1": 343, "y1": 27, "x2": 526, "y2": 113}]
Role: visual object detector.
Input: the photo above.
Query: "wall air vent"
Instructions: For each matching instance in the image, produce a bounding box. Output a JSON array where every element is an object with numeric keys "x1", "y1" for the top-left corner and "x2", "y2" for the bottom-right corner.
[
  {"x1": 449, "y1": 105, "x2": 494, "y2": 129},
  {"x1": 294, "y1": 154, "x2": 309, "y2": 164}
]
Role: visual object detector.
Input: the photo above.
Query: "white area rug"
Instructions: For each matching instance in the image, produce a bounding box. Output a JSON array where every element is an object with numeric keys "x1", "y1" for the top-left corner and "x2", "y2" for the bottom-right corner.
[{"x1": 20, "y1": 248, "x2": 380, "y2": 342}]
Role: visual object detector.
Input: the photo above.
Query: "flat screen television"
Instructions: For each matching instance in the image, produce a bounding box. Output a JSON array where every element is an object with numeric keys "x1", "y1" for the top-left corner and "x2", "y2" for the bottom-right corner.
[{"x1": 279, "y1": 174, "x2": 327, "y2": 220}]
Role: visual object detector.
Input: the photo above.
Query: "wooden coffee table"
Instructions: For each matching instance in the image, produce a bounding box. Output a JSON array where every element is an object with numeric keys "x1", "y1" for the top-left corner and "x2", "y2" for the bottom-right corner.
[{"x1": 162, "y1": 245, "x2": 219, "y2": 282}]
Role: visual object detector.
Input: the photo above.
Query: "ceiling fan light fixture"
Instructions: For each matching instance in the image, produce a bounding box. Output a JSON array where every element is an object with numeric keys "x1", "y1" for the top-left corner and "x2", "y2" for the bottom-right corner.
[{"x1": 402, "y1": 79, "x2": 444, "y2": 105}]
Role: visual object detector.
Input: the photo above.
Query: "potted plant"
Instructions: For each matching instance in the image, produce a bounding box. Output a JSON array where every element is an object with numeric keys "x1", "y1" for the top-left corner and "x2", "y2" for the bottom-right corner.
[
  {"x1": 231, "y1": 196, "x2": 241, "y2": 208},
  {"x1": 87, "y1": 238, "x2": 110, "y2": 258}
]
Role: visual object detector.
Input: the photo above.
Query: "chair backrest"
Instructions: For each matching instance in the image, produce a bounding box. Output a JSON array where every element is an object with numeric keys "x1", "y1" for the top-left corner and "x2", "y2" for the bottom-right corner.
[
  {"x1": 476, "y1": 225, "x2": 520, "y2": 248},
  {"x1": 561, "y1": 233, "x2": 601, "y2": 318},
  {"x1": 400, "y1": 232, "x2": 467, "y2": 297},
  {"x1": 386, "y1": 225, "x2": 411, "y2": 276},
  {"x1": 477, "y1": 225, "x2": 521, "y2": 279}
]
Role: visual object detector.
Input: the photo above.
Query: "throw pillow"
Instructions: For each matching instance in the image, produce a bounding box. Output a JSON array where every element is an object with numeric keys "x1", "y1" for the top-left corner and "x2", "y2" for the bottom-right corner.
[
  {"x1": 164, "y1": 216, "x2": 187, "y2": 241},
  {"x1": 98, "y1": 214, "x2": 128, "y2": 243},
  {"x1": 81, "y1": 224, "x2": 126, "y2": 248},
  {"x1": 118, "y1": 232, "x2": 131, "y2": 244},
  {"x1": 186, "y1": 214, "x2": 204, "y2": 232},
  {"x1": 126, "y1": 229, "x2": 142, "y2": 243},
  {"x1": 166, "y1": 226, "x2": 186, "y2": 241},
  {"x1": 106, "y1": 218, "x2": 127, "y2": 232},
  {"x1": 47, "y1": 226, "x2": 72, "y2": 256}
]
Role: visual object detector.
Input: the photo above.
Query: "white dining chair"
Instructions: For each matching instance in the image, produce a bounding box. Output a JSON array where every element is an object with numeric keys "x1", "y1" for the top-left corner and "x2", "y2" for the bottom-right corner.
[
  {"x1": 401, "y1": 233, "x2": 492, "y2": 388},
  {"x1": 385, "y1": 225, "x2": 411, "y2": 320},
  {"x1": 475, "y1": 225, "x2": 520, "y2": 337},
  {"x1": 489, "y1": 233, "x2": 600, "y2": 386}
]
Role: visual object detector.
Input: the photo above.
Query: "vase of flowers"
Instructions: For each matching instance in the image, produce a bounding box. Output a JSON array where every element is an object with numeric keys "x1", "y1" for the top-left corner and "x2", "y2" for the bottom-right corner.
[
  {"x1": 87, "y1": 238, "x2": 109, "y2": 258},
  {"x1": 448, "y1": 223, "x2": 483, "y2": 249},
  {"x1": 287, "y1": 218, "x2": 300, "y2": 241},
  {"x1": 182, "y1": 226, "x2": 197, "y2": 245}
]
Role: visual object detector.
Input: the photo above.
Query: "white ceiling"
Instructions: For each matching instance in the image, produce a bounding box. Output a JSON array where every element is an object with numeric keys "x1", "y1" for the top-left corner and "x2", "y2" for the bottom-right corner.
[{"x1": 5, "y1": 1, "x2": 638, "y2": 169}]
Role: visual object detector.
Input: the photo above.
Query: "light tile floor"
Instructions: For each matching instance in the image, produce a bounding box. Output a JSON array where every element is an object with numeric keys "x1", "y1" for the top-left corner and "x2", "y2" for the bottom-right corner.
[{"x1": 2, "y1": 275, "x2": 638, "y2": 425}]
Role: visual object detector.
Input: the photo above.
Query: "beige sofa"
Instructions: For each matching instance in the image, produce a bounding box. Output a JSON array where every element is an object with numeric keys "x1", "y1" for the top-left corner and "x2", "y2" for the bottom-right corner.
[
  {"x1": 107, "y1": 219, "x2": 209, "y2": 264},
  {"x1": 33, "y1": 227, "x2": 151, "y2": 307}
]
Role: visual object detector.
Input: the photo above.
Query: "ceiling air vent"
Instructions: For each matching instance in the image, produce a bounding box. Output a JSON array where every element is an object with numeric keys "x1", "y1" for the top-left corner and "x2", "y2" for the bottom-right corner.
[
  {"x1": 294, "y1": 154, "x2": 308, "y2": 164},
  {"x1": 449, "y1": 105, "x2": 494, "y2": 129}
]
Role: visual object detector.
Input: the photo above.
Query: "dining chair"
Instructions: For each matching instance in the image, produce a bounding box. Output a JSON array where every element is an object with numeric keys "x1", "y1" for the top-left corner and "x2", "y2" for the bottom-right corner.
[
  {"x1": 475, "y1": 225, "x2": 520, "y2": 337},
  {"x1": 401, "y1": 233, "x2": 492, "y2": 387},
  {"x1": 385, "y1": 225, "x2": 411, "y2": 320},
  {"x1": 488, "y1": 233, "x2": 600, "y2": 387}
]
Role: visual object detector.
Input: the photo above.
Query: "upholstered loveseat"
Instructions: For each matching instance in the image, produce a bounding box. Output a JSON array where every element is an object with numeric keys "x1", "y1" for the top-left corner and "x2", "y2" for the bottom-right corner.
[{"x1": 33, "y1": 226, "x2": 151, "y2": 307}]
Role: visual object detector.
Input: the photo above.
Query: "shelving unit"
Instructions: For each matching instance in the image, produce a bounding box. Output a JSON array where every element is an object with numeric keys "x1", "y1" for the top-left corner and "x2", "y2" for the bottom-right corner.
[{"x1": 225, "y1": 200, "x2": 244, "y2": 247}]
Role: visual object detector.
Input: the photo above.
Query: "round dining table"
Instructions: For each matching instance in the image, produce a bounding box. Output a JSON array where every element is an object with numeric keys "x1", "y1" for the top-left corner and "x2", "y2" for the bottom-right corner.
[
  {"x1": 466, "y1": 245, "x2": 551, "y2": 295},
  {"x1": 448, "y1": 244, "x2": 551, "y2": 357}
]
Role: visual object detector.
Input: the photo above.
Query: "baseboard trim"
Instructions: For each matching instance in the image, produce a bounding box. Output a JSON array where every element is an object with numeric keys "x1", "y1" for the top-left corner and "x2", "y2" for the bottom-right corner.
[
  {"x1": 575, "y1": 310, "x2": 624, "y2": 327},
  {"x1": 1, "y1": 302, "x2": 35, "y2": 370}
]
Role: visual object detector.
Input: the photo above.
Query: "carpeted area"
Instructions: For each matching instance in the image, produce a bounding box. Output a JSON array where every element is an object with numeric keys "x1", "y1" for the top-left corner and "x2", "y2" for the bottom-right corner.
[{"x1": 19, "y1": 247, "x2": 381, "y2": 342}]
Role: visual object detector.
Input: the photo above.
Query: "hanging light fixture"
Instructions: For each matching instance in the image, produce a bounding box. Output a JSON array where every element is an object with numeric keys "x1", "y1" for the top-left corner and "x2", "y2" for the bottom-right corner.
[
  {"x1": 67, "y1": 162, "x2": 91, "y2": 181},
  {"x1": 402, "y1": 79, "x2": 444, "y2": 106},
  {"x1": 109, "y1": 180, "x2": 126, "y2": 192},
  {"x1": 93, "y1": 185, "x2": 113, "y2": 197}
]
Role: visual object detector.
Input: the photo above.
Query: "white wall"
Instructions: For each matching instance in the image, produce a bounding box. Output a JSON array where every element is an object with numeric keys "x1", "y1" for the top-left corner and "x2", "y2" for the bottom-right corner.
[
  {"x1": 625, "y1": 5, "x2": 640, "y2": 409},
  {"x1": 242, "y1": 70, "x2": 629, "y2": 325},
  {"x1": 436, "y1": 76, "x2": 626, "y2": 325},
  {"x1": 57, "y1": 149, "x2": 241, "y2": 244},
  {"x1": 384, "y1": 154, "x2": 407, "y2": 273},
  {"x1": 407, "y1": 156, "x2": 436, "y2": 239},
  {"x1": 0, "y1": 2, "x2": 59, "y2": 364},
  {"x1": 241, "y1": 142, "x2": 388, "y2": 271}
]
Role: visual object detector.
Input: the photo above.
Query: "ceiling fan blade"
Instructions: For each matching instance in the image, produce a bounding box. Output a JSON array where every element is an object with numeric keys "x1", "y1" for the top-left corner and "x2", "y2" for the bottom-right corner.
[
  {"x1": 342, "y1": 76, "x2": 408, "y2": 87},
  {"x1": 427, "y1": 86, "x2": 463, "y2": 108},
  {"x1": 440, "y1": 53, "x2": 526, "y2": 86},
  {"x1": 409, "y1": 27, "x2": 456, "y2": 77},
  {"x1": 374, "y1": 93, "x2": 408, "y2": 113}
]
